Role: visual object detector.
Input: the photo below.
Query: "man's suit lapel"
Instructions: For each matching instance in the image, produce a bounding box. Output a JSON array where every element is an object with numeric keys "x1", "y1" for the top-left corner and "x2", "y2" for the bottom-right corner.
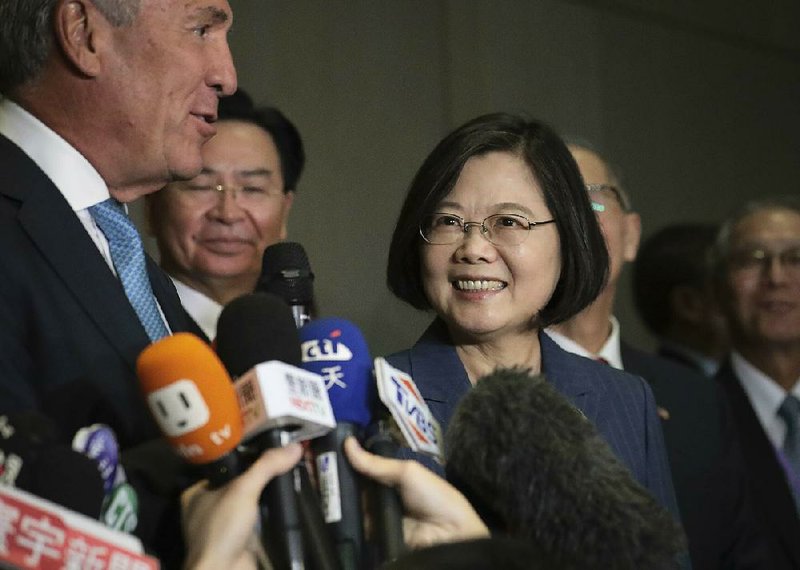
[
  {"x1": 4, "y1": 138, "x2": 151, "y2": 368},
  {"x1": 145, "y1": 256, "x2": 205, "y2": 341},
  {"x1": 718, "y1": 362, "x2": 800, "y2": 566},
  {"x1": 658, "y1": 345, "x2": 704, "y2": 375}
]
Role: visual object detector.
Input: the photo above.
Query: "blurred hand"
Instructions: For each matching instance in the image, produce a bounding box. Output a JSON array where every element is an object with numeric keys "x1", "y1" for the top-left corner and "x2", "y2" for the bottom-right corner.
[
  {"x1": 344, "y1": 437, "x2": 488, "y2": 549},
  {"x1": 181, "y1": 443, "x2": 303, "y2": 570}
]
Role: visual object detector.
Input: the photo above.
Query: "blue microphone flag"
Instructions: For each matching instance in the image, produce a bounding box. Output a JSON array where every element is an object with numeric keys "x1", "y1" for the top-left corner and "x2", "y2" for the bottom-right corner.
[{"x1": 299, "y1": 317, "x2": 374, "y2": 427}]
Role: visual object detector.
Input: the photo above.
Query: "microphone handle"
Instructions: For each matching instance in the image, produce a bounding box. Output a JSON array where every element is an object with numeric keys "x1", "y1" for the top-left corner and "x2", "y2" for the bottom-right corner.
[
  {"x1": 311, "y1": 424, "x2": 365, "y2": 570},
  {"x1": 203, "y1": 450, "x2": 242, "y2": 489},
  {"x1": 365, "y1": 425, "x2": 405, "y2": 564},
  {"x1": 256, "y1": 429, "x2": 307, "y2": 570},
  {"x1": 295, "y1": 462, "x2": 343, "y2": 570},
  {"x1": 290, "y1": 304, "x2": 312, "y2": 328}
]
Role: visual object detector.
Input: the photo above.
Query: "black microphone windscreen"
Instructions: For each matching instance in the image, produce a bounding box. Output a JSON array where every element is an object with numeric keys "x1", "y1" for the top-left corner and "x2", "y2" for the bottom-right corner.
[
  {"x1": 444, "y1": 367, "x2": 685, "y2": 570},
  {"x1": 23, "y1": 446, "x2": 106, "y2": 519},
  {"x1": 258, "y1": 242, "x2": 314, "y2": 305},
  {"x1": 216, "y1": 292, "x2": 302, "y2": 376},
  {"x1": 1, "y1": 412, "x2": 105, "y2": 519},
  {"x1": 1, "y1": 411, "x2": 60, "y2": 447}
]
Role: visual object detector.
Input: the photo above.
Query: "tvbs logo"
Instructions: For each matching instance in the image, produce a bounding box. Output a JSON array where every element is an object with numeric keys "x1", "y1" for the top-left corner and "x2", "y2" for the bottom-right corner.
[{"x1": 389, "y1": 376, "x2": 439, "y2": 447}]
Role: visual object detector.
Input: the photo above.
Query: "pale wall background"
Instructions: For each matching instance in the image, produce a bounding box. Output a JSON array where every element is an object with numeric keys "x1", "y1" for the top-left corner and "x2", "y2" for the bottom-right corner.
[{"x1": 134, "y1": 0, "x2": 800, "y2": 357}]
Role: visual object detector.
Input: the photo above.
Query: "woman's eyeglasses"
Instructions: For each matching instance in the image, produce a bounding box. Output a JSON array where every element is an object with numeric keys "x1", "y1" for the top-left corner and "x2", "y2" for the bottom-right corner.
[{"x1": 420, "y1": 213, "x2": 555, "y2": 247}]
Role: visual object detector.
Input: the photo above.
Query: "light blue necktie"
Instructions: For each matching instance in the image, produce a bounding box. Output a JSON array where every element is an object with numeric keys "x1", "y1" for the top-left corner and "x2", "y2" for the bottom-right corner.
[
  {"x1": 89, "y1": 198, "x2": 168, "y2": 342},
  {"x1": 778, "y1": 394, "x2": 800, "y2": 511}
]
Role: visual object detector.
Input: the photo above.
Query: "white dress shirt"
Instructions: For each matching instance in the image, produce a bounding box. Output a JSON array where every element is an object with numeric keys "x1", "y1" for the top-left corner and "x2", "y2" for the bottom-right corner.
[
  {"x1": 732, "y1": 351, "x2": 800, "y2": 448},
  {"x1": 0, "y1": 98, "x2": 170, "y2": 331},
  {"x1": 545, "y1": 316, "x2": 624, "y2": 370},
  {"x1": 0, "y1": 98, "x2": 116, "y2": 268},
  {"x1": 171, "y1": 278, "x2": 222, "y2": 341}
]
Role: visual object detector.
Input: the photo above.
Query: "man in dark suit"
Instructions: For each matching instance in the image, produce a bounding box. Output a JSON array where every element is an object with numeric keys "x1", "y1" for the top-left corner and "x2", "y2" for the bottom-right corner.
[
  {"x1": 547, "y1": 142, "x2": 770, "y2": 569},
  {"x1": 0, "y1": 0, "x2": 236, "y2": 438},
  {"x1": 0, "y1": 0, "x2": 236, "y2": 558},
  {"x1": 711, "y1": 197, "x2": 800, "y2": 570},
  {"x1": 633, "y1": 223, "x2": 729, "y2": 378}
]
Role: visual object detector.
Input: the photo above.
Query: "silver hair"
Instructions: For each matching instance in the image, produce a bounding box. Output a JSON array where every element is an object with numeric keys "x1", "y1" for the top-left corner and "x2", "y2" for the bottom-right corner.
[
  {"x1": 708, "y1": 195, "x2": 800, "y2": 282},
  {"x1": 563, "y1": 137, "x2": 632, "y2": 211},
  {"x1": 0, "y1": 0, "x2": 140, "y2": 95}
]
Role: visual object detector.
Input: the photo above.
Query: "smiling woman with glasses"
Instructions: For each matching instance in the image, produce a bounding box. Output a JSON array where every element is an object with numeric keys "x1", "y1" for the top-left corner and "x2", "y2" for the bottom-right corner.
[{"x1": 381, "y1": 113, "x2": 682, "y2": 537}]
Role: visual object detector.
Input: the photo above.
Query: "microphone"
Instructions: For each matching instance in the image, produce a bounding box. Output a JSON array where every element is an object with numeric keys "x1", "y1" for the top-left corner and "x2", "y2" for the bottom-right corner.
[
  {"x1": 362, "y1": 357, "x2": 445, "y2": 565},
  {"x1": 135, "y1": 332, "x2": 244, "y2": 485},
  {"x1": 258, "y1": 242, "x2": 315, "y2": 328},
  {"x1": 444, "y1": 367, "x2": 685, "y2": 569},
  {"x1": 0, "y1": 412, "x2": 105, "y2": 519},
  {"x1": 73, "y1": 424, "x2": 139, "y2": 533},
  {"x1": 300, "y1": 317, "x2": 374, "y2": 570},
  {"x1": 216, "y1": 292, "x2": 301, "y2": 377},
  {"x1": 216, "y1": 293, "x2": 338, "y2": 570},
  {"x1": 72, "y1": 424, "x2": 122, "y2": 496},
  {"x1": 216, "y1": 294, "x2": 335, "y2": 444},
  {"x1": 373, "y1": 358, "x2": 443, "y2": 461}
]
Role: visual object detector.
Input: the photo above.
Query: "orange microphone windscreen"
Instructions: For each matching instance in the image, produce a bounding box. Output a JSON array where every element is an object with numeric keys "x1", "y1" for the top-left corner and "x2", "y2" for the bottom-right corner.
[{"x1": 136, "y1": 333, "x2": 243, "y2": 464}]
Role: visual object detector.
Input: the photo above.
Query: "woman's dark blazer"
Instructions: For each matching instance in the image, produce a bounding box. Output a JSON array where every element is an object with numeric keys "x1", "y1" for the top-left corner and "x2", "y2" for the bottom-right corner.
[{"x1": 385, "y1": 319, "x2": 681, "y2": 518}]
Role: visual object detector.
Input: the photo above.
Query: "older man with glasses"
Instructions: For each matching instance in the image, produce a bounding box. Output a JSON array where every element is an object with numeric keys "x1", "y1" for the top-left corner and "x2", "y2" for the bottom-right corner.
[
  {"x1": 712, "y1": 197, "x2": 800, "y2": 570},
  {"x1": 546, "y1": 142, "x2": 769, "y2": 570},
  {"x1": 146, "y1": 89, "x2": 302, "y2": 340}
]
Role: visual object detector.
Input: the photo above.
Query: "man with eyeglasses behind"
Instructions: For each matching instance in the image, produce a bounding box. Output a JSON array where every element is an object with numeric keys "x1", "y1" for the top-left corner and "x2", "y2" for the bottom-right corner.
[
  {"x1": 146, "y1": 88, "x2": 302, "y2": 339},
  {"x1": 546, "y1": 142, "x2": 770, "y2": 569},
  {"x1": 711, "y1": 197, "x2": 800, "y2": 569}
]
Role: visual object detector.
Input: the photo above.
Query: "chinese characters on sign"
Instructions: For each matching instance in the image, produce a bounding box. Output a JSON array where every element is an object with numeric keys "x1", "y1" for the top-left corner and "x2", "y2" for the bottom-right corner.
[{"x1": 0, "y1": 486, "x2": 158, "y2": 570}]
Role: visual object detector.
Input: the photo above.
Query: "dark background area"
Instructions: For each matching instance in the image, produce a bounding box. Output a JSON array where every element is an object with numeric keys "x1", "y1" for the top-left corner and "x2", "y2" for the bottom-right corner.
[{"x1": 133, "y1": 0, "x2": 800, "y2": 356}]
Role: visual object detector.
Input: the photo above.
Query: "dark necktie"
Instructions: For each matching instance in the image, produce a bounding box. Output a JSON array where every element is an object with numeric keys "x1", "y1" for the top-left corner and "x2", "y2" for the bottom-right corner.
[
  {"x1": 89, "y1": 198, "x2": 168, "y2": 342},
  {"x1": 777, "y1": 394, "x2": 800, "y2": 511}
]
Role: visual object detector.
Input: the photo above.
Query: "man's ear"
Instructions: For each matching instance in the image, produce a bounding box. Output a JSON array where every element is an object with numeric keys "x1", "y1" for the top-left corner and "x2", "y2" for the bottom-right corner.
[
  {"x1": 53, "y1": 0, "x2": 111, "y2": 77},
  {"x1": 622, "y1": 212, "x2": 642, "y2": 263},
  {"x1": 670, "y1": 285, "x2": 706, "y2": 324}
]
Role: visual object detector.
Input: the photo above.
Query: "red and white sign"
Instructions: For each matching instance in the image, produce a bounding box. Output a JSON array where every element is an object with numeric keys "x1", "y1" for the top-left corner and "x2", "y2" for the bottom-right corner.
[{"x1": 0, "y1": 485, "x2": 158, "y2": 570}]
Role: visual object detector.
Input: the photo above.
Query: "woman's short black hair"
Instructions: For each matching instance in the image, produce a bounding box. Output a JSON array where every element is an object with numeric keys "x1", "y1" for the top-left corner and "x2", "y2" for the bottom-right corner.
[
  {"x1": 218, "y1": 89, "x2": 305, "y2": 193},
  {"x1": 386, "y1": 112, "x2": 608, "y2": 327}
]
